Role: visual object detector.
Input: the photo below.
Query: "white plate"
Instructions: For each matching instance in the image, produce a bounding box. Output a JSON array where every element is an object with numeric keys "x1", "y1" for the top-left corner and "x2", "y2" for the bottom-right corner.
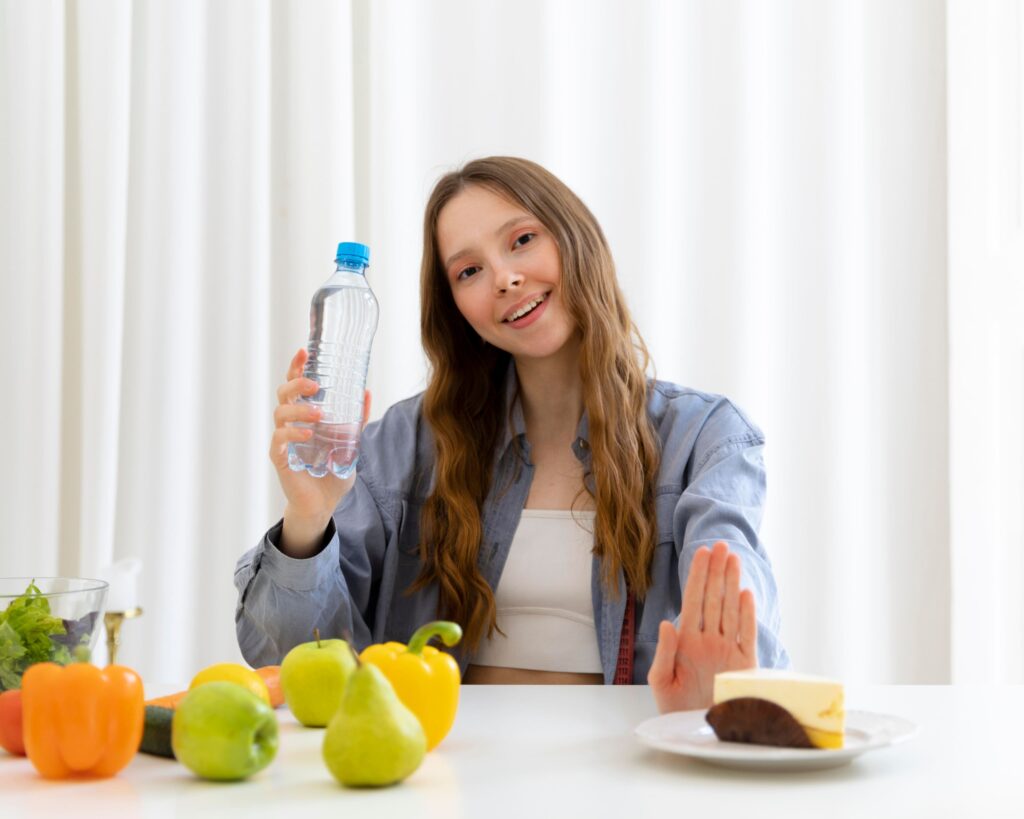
[{"x1": 635, "y1": 708, "x2": 918, "y2": 772}]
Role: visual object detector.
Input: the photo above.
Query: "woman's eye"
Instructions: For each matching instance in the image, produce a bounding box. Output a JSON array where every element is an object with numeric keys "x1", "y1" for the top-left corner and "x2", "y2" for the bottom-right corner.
[
  {"x1": 456, "y1": 265, "x2": 480, "y2": 281},
  {"x1": 513, "y1": 233, "x2": 536, "y2": 249}
]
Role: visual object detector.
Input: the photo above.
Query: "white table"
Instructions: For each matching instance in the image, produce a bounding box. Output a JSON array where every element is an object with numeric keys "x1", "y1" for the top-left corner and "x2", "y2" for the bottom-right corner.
[{"x1": 2, "y1": 685, "x2": 1020, "y2": 818}]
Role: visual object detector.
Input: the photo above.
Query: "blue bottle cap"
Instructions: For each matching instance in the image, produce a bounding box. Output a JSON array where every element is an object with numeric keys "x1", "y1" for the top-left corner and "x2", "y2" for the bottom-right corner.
[{"x1": 336, "y1": 242, "x2": 370, "y2": 266}]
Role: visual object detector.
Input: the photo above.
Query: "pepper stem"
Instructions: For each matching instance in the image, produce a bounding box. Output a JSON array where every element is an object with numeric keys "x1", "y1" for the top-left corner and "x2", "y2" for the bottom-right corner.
[{"x1": 407, "y1": 621, "x2": 463, "y2": 655}]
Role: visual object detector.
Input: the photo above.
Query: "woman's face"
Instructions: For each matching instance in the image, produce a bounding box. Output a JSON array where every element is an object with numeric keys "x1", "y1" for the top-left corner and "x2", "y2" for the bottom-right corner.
[{"x1": 436, "y1": 185, "x2": 577, "y2": 361}]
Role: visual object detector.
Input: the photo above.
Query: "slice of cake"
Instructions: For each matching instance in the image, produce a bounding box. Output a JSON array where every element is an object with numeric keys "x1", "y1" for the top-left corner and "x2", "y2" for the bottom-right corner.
[{"x1": 711, "y1": 669, "x2": 845, "y2": 749}]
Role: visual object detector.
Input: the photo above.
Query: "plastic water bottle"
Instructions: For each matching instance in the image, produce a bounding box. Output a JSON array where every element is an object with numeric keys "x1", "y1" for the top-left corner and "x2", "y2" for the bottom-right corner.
[{"x1": 288, "y1": 242, "x2": 379, "y2": 479}]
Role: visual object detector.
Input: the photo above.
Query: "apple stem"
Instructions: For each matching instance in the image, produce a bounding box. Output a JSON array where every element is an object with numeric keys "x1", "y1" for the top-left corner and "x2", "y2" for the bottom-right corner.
[{"x1": 314, "y1": 628, "x2": 321, "y2": 648}]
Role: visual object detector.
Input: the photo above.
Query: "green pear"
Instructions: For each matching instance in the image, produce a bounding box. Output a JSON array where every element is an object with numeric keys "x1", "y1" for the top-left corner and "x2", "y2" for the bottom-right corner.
[{"x1": 321, "y1": 663, "x2": 427, "y2": 787}]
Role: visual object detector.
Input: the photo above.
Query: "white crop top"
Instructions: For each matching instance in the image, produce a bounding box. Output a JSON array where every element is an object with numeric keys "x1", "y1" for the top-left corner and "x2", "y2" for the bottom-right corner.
[{"x1": 471, "y1": 509, "x2": 603, "y2": 673}]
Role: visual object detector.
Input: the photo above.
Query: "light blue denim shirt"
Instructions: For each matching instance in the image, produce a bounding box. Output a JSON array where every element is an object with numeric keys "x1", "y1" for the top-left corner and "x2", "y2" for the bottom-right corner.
[{"x1": 235, "y1": 368, "x2": 790, "y2": 682}]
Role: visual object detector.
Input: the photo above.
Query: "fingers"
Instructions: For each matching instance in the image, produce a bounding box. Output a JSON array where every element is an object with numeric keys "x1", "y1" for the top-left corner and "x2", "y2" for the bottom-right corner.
[
  {"x1": 270, "y1": 349, "x2": 317, "y2": 469},
  {"x1": 682, "y1": 542, "x2": 748, "y2": 638},
  {"x1": 273, "y1": 401, "x2": 321, "y2": 429},
  {"x1": 362, "y1": 390, "x2": 372, "y2": 428},
  {"x1": 647, "y1": 620, "x2": 679, "y2": 688},
  {"x1": 275, "y1": 348, "x2": 317, "y2": 405},
  {"x1": 720, "y1": 552, "x2": 741, "y2": 637},
  {"x1": 268, "y1": 424, "x2": 314, "y2": 468},
  {"x1": 276, "y1": 377, "x2": 318, "y2": 407},
  {"x1": 701, "y1": 542, "x2": 729, "y2": 635},
  {"x1": 287, "y1": 347, "x2": 307, "y2": 381},
  {"x1": 738, "y1": 588, "x2": 757, "y2": 661},
  {"x1": 680, "y1": 546, "x2": 710, "y2": 635}
]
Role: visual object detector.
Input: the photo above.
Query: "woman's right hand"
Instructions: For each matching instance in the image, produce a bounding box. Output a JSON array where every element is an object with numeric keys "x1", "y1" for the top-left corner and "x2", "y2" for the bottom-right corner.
[{"x1": 269, "y1": 348, "x2": 372, "y2": 557}]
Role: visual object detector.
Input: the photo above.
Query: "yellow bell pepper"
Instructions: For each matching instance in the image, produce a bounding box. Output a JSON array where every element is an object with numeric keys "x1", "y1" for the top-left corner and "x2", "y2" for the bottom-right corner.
[{"x1": 360, "y1": 621, "x2": 462, "y2": 751}]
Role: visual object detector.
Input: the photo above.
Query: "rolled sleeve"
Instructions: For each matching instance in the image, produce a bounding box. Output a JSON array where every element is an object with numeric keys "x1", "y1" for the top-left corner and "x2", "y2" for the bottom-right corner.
[{"x1": 234, "y1": 472, "x2": 391, "y2": 667}]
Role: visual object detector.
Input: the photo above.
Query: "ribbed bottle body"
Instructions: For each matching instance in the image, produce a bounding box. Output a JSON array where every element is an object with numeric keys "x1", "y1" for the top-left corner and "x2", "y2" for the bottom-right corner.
[{"x1": 288, "y1": 249, "x2": 378, "y2": 479}]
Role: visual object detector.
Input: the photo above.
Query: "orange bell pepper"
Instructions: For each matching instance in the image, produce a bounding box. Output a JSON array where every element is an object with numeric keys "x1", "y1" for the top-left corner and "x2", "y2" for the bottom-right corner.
[
  {"x1": 22, "y1": 656, "x2": 144, "y2": 778},
  {"x1": 360, "y1": 621, "x2": 462, "y2": 751}
]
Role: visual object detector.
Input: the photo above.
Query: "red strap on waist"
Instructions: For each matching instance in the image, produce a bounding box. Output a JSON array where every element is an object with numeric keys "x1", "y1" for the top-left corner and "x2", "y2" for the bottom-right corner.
[{"x1": 613, "y1": 592, "x2": 635, "y2": 685}]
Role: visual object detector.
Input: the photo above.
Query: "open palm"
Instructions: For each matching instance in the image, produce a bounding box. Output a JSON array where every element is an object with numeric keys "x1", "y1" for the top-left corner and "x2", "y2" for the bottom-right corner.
[{"x1": 647, "y1": 542, "x2": 757, "y2": 713}]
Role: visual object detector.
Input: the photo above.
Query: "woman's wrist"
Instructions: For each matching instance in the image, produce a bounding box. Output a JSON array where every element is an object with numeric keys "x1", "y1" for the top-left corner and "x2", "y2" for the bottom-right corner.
[{"x1": 280, "y1": 507, "x2": 333, "y2": 558}]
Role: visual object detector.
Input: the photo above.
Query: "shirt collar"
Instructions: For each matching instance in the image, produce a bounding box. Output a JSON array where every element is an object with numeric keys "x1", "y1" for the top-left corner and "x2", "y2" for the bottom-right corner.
[{"x1": 495, "y1": 359, "x2": 591, "y2": 462}]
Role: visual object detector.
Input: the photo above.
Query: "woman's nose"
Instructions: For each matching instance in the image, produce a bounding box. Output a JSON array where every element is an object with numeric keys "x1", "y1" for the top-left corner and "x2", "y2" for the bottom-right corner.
[{"x1": 494, "y1": 264, "x2": 523, "y2": 294}]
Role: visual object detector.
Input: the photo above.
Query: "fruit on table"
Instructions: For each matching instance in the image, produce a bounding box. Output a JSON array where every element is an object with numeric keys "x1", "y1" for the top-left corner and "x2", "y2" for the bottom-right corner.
[
  {"x1": 255, "y1": 665, "x2": 284, "y2": 708},
  {"x1": 138, "y1": 705, "x2": 175, "y2": 758},
  {"x1": 145, "y1": 665, "x2": 281, "y2": 710},
  {"x1": 281, "y1": 629, "x2": 356, "y2": 727},
  {"x1": 172, "y1": 681, "x2": 279, "y2": 780},
  {"x1": 360, "y1": 620, "x2": 462, "y2": 751},
  {"x1": 322, "y1": 662, "x2": 426, "y2": 787},
  {"x1": 189, "y1": 662, "x2": 271, "y2": 706},
  {"x1": 0, "y1": 689, "x2": 25, "y2": 755},
  {"x1": 21, "y1": 653, "x2": 144, "y2": 778}
]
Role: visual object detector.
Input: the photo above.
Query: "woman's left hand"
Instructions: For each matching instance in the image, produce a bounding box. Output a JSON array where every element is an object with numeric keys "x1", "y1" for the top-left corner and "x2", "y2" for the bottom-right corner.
[{"x1": 647, "y1": 541, "x2": 757, "y2": 713}]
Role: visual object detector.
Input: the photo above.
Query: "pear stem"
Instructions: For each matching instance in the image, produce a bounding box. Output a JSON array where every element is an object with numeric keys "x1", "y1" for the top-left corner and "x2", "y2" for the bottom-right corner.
[
  {"x1": 341, "y1": 629, "x2": 361, "y2": 667},
  {"x1": 406, "y1": 621, "x2": 463, "y2": 655}
]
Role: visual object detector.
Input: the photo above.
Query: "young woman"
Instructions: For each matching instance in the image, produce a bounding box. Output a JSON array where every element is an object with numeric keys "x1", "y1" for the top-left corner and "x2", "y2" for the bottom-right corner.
[{"x1": 235, "y1": 156, "x2": 788, "y2": 712}]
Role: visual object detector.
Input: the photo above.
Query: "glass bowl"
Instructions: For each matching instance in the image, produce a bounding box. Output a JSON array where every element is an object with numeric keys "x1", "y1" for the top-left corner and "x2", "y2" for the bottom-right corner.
[{"x1": 0, "y1": 577, "x2": 108, "y2": 690}]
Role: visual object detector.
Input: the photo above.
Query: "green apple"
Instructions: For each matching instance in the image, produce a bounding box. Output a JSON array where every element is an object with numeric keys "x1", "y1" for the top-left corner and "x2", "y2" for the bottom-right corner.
[
  {"x1": 280, "y1": 631, "x2": 357, "y2": 727},
  {"x1": 172, "y1": 681, "x2": 279, "y2": 781}
]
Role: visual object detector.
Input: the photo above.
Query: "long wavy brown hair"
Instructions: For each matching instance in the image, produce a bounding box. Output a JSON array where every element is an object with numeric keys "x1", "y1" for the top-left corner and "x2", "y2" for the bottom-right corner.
[{"x1": 413, "y1": 156, "x2": 661, "y2": 651}]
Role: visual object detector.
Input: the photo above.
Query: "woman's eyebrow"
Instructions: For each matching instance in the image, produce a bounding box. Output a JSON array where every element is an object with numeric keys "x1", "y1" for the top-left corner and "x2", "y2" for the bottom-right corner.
[{"x1": 444, "y1": 216, "x2": 534, "y2": 269}]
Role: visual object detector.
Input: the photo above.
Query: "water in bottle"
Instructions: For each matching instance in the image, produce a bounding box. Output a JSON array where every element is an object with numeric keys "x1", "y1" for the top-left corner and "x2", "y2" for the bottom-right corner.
[{"x1": 288, "y1": 242, "x2": 379, "y2": 479}]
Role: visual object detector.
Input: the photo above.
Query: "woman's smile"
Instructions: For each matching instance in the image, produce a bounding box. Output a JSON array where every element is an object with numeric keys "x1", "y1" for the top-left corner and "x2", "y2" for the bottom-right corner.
[{"x1": 501, "y1": 291, "x2": 551, "y2": 326}]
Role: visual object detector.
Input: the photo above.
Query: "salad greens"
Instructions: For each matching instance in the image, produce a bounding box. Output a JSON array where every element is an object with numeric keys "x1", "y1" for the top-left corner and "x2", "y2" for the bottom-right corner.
[{"x1": 0, "y1": 581, "x2": 95, "y2": 690}]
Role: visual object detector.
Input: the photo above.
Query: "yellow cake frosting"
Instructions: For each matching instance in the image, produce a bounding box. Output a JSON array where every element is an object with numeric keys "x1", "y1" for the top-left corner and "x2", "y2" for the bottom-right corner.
[{"x1": 712, "y1": 668, "x2": 845, "y2": 749}]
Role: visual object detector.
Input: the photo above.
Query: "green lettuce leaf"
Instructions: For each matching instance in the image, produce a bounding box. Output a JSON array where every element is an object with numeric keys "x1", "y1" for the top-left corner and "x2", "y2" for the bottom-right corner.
[
  {"x1": 0, "y1": 581, "x2": 70, "y2": 690},
  {"x1": 0, "y1": 621, "x2": 28, "y2": 690}
]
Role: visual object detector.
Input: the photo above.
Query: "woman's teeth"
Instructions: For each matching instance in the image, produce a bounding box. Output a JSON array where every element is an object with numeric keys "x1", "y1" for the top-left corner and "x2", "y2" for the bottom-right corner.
[{"x1": 505, "y1": 294, "x2": 546, "y2": 322}]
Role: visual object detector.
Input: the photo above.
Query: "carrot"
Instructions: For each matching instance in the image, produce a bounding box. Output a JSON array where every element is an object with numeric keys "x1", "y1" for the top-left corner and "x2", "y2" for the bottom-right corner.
[
  {"x1": 256, "y1": 665, "x2": 284, "y2": 709},
  {"x1": 144, "y1": 690, "x2": 188, "y2": 710}
]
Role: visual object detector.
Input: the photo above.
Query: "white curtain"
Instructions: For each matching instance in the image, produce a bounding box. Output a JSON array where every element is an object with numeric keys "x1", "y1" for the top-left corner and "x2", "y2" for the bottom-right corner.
[{"x1": 0, "y1": 0, "x2": 957, "y2": 686}]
